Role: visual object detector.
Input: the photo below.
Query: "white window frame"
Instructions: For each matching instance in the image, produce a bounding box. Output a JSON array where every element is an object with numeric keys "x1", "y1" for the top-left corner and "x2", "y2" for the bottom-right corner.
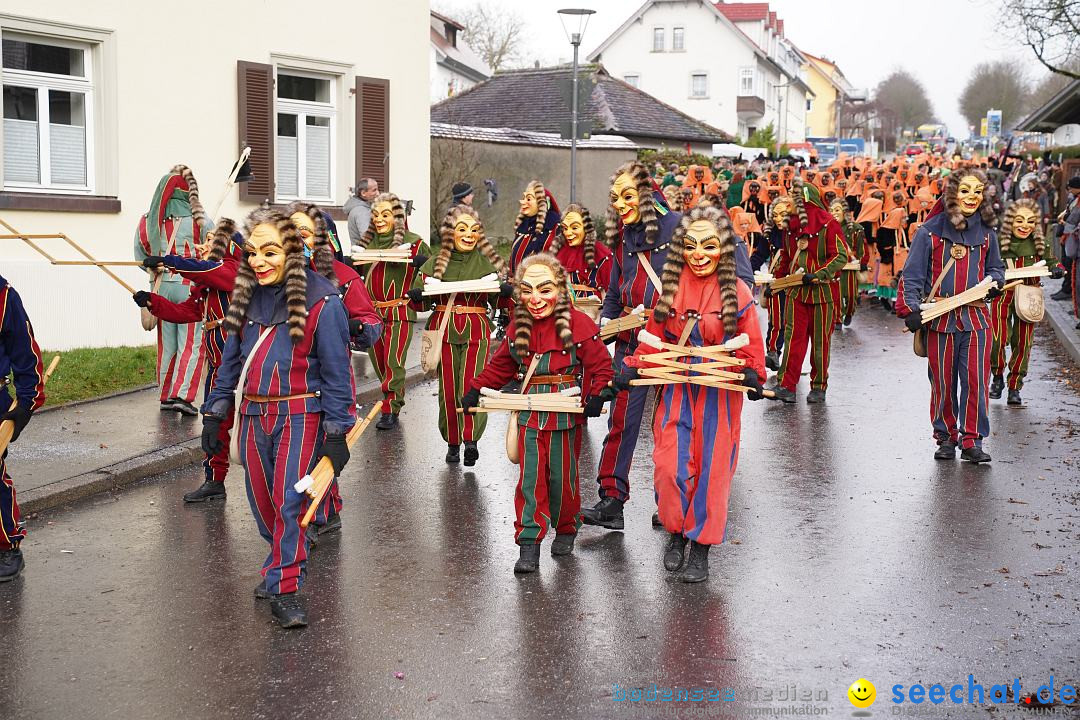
[
  {"x1": 690, "y1": 72, "x2": 708, "y2": 99},
  {"x1": 672, "y1": 26, "x2": 685, "y2": 51},
  {"x1": 623, "y1": 73, "x2": 640, "y2": 88},
  {"x1": 2, "y1": 31, "x2": 95, "y2": 194},
  {"x1": 274, "y1": 68, "x2": 337, "y2": 204},
  {"x1": 652, "y1": 27, "x2": 664, "y2": 52},
  {"x1": 738, "y1": 67, "x2": 755, "y2": 96}
]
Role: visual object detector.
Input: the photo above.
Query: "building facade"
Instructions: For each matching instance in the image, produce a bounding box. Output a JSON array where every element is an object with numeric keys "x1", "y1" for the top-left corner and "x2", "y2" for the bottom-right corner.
[
  {"x1": 0, "y1": 1, "x2": 431, "y2": 350},
  {"x1": 429, "y1": 11, "x2": 490, "y2": 103},
  {"x1": 588, "y1": 0, "x2": 812, "y2": 145},
  {"x1": 801, "y1": 52, "x2": 853, "y2": 139}
]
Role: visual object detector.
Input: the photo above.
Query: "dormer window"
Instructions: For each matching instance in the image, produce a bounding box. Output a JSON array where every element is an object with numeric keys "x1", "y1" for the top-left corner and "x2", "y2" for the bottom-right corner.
[{"x1": 445, "y1": 25, "x2": 457, "y2": 48}]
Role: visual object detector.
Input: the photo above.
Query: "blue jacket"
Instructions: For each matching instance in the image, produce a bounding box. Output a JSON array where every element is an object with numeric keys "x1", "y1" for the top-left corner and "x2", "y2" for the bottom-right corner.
[{"x1": 0, "y1": 275, "x2": 45, "y2": 412}]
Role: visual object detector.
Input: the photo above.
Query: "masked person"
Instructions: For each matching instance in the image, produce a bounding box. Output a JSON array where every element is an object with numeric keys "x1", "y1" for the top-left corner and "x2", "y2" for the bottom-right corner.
[
  {"x1": 616, "y1": 205, "x2": 766, "y2": 582},
  {"x1": 134, "y1": 165, "x2": 210, "y2": 416},
  {"x1": 989, "y1": 199, "x2": 1063, "y2": 405},
  {"x1": 461, "y1": 254, "x2": 613, "y2": 573},
  {"x1": 135, "y1": 220, "x2": 242, "y2": 503},
  {"x1": 772, "y1": 179, "x2": 849, "y2": 404},
  {"x1": 0, "y1": 275, "x2": 44, "y2": 581},
  {"x1": 409, "y1": 206, "x2": 511, "y2": 466},
  {"x1": 352, "y1": 193, "x2": 430, "y2": 430},
  {"x1": 897, "y1": 170, "x2": 1006, "y2": 463},
  {"x1": 755, "y1": 198, "x2": 790, "y2": 371},
  {"x1": 201, "y1": 209, "x2": 356, "y2": 628},
  {"x1": 547, "y1": 203, "x2": 613, "y2": 321},
  {"x1": 511, "y1": 180, "x2": 561, "y2": 275},
  {"x1": 830, "y1": 200, "x2": 869, "y2": 327},
  {"x1": 584, "y1": 161, "x2": 682, "y2": 531}
]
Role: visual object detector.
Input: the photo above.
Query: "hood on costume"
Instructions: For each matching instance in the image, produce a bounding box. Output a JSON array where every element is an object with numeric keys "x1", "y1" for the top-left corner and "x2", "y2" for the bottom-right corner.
[
  {"x1": 514, "y1": 180, "x2": 561, "y2": 239},
  {"x1": 140, "y1": 164, "x2": 211, "y2": 254},
  {"x1": 605, "y1": 161, "x2": 662, "y2": 249},
  {"x1": 511, "y1": 252, "x2": 575, "y2": 358},
  {"x1": 999, "y1": 198, "x2": 1044, "y2": 256},
  {"x1": 284, "y1": 201, "x2": 336, "y2": 285},
  {"x1": 549, "y1": 202, "x2": 600, "y2": 270},
  {"x1": 432, "y1": 204, "x2": 505, "y2": 280},
  {"x1": 358, "y1": 192, "x2": 408, "y2": 249}
]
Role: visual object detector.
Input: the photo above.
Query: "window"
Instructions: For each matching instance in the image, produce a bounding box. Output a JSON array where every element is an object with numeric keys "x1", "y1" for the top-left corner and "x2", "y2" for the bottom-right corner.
[
  {"x1": 2, "y1": 34, "x2": 94, "y2": 192},
  {"x1": 672, "y1": 27, "x2": 685, "y2": 51},
  {"x1": 690, "y1": 73, "x2": 708, "y2": 98},
  {"x1": 806, "y1": 98, "x2": 812, "y2": 111},
  {"x1": 652, "y1": 27, "x2": 664, "y2": 52},
  {"x1": 738, "y1": 67, "x2": 755, "y2": 96},
  {"x1": 623, "y1": 74, "x2": 640, "y2": 88},
  {"x1": 275, "y1": 71, "x2": 335, "y2": 202}
]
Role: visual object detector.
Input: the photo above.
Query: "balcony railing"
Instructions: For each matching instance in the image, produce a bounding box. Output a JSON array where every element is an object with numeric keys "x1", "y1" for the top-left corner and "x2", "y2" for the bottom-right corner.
[{"x1": 737, "y1": 95, "x2": 766, "y2": 117}]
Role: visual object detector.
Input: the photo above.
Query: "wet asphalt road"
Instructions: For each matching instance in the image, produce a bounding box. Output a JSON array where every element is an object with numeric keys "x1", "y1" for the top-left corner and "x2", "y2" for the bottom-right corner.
[{"x1": 3, "y1": 302, "x2": 1080, "y2": 720}]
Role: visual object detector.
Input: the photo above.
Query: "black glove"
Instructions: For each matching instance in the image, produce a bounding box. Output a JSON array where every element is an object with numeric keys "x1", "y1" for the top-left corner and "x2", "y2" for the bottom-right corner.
[
  {"x1": 142, "y1": 255, "x2": 166, "y2": 270},
  {"x1": 320, "y1": 433, "x2": 350, "y2": 476},
  {"x1": 410, "y1": 254, "x2": 428, "y2": 269},
  {"x1": 583, "y1": 395, "x2": 605, "y2": 417},
  {"x1": 499, "y1": 282, "x2": 514, "y2": 299},
  {"x1": 497, "y1": 313, "x2": 511, "y2": 328},
  {"x1": 612, "y1": 368, "x2": 639, "y2": 392},
  {"x1": 347, "y1": 318, "x2": 365, "y2": 336},
  {"x1": 1051, "y1": 266, "x2": 1065, "y2": 279},
  {"x1": 460, "y1": 387, "x2": 481, "y2": 414},
  {"x1": 904, "y1": 309, "x2": 923, "y2": 333},
  {"x1": 132, "y1": 291, "x2": 152, "y2": 308},
  {"x1": 741, "y1": 368, "x2": 764, "y2": 401},
  {"x1": 2, "y1": 401, "x2": 32, "y2": 443},
  {"x1": 201, "y1": 415, "x2": 224, "y2": 456},
  {"x1": 986, "y1": 284, "x2": 1004, "y2": 300},
  {"x1": 860, "y1": 263, "x2": 869, "y2": 271},
  {"x1": 762, "y1": 285, "x2": 772, "y2": 299},
  {"x1": 406, "y1": 287, "x2": 425, "y2": 304},
  {"x1": 801, "y1": 272, "x2": 816, "y2": 285}
]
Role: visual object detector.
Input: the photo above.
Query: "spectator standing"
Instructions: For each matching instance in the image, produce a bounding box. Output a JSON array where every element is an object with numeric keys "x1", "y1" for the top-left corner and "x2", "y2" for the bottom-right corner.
[{"x1": 344, "y1": 178, "x2": 379, "y2": 254}]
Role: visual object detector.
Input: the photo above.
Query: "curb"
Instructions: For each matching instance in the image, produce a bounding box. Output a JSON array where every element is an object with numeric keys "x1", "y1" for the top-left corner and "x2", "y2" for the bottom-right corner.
[
  {"x1": 37, "y1": 383, "x2": 158, "y2": 415},
  {"x1": 1045, "y1": 298, "x2": 1080, "y2": 368},
  {"x1": 23, "y1": 363, "x2": 430, "y2": 515}
]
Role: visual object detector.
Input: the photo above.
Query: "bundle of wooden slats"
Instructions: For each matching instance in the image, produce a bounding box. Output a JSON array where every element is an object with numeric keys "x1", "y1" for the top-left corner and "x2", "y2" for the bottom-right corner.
[
  {"x1": 422, "y1": 273, "x2": 501, "y2": 296},
  {"x1": 630, "y1": 332, "x2": 755, "y2": 393},
  {"x1": 470, "y1": 387, "x2": 584, "y2": 414},
  {"x1": 919, "y1": 277, "x2": 996, "y2": 323},
  {"x1": 352, "y1": 248, "x2": 412, "y2": 264},
  {"x1": 600, "y1": 311, "x2": 648, "y2": 340},
  {"x1": 768, "y1": 272, "x2": 809, "y2": 291},
  {"x1": 1004, "y1": 260, "x2": 1050, "y2": 281}
]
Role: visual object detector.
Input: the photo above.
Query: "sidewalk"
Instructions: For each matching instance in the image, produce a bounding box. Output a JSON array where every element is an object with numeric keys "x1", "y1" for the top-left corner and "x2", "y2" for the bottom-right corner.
[
  {"x1": 1045, "y1": 293, "x2": 1080, "y2": 368},
  {"x1": 8, "y1": 320, "x2": 428, "y2": 513}
]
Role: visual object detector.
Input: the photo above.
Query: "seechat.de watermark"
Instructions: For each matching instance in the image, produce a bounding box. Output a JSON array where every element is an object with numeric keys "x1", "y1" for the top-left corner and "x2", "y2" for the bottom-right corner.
[{"x1": 890, "y1": 675, "x2": 1077, "y2": 707}]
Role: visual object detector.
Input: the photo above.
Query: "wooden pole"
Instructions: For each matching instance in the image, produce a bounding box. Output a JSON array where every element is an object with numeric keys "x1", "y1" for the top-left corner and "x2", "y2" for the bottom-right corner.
[
  {"x1": 297, "y1": 403, "x2": 381, "y2": 529},
  {"x1": 0, "y1": 355, "x2": 60, "y2": 456}
]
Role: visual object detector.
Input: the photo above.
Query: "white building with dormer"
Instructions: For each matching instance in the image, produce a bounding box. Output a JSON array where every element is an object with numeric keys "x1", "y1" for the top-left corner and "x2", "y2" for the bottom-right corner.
[
  {"x1": 430, "y1": 10, "x2": 491, "y2": 103},
  {"x1": 587, "y1": 0, "x2": 812, "y2": 145}
]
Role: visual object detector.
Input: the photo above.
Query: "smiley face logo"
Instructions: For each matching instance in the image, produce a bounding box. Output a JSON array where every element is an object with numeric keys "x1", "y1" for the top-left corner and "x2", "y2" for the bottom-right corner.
[{"x1": 848, "y1": 679, "x2": 876, "y2": 709}]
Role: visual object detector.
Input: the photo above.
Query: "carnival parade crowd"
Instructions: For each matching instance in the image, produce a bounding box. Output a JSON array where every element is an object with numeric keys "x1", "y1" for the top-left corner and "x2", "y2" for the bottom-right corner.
[{"x1": 2, "y1": 150, "x2": 1079, "y2": 629}]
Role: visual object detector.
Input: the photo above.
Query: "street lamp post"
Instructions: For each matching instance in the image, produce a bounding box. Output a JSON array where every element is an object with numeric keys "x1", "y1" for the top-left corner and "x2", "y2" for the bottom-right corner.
[{"x1": 558, "y1": 8, "x2": 595, "y2": 204}]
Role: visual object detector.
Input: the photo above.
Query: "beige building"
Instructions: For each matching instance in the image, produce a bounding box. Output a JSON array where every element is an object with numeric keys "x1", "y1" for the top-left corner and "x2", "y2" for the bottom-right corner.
[
  {"x1": 801, "y1": 52, "x2": 852, "y2": 138},
  {"x1": 0, "y1": 1, "x2": 431, "y2": 350}
]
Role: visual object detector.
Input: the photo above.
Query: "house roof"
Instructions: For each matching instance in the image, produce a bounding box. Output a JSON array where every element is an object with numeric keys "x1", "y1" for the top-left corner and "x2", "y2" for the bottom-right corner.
[
  {"x1": 430, "y1": 10, "x2": 464, "y2": 32},
  {"x1": 430, "y1": 65, "x2": 734, "y2": 144},
  {"x1": 430, "y1": 13, "x2": 490, "y2": 83},
  {"x1": 431, "y1": 122, "x2": 639, "y2": 150},
  {"x1": 1016, "y1": 77, "x2": 1080, "y2": 132}
]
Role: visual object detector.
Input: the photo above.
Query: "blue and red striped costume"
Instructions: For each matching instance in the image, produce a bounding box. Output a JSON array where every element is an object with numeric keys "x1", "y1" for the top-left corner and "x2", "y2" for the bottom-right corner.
[
  {"x1": 204, "y1": 269, "x2": 355, "y2": 595},
  {"x1": 752, "y1": 227, "x2": 787, "y2": 353},
  {"x1": 0, "y1": 275, "x2": 45, "y2": 551},
  {"x1": 596, "y1": 207, "x2": 682, "y2": 503},
  {"x1": 555, "y1": 241, "x2": 613, "y2": 306},
  {"x1": 626, "y1": 278, "x2": 765, "y2": 544},
  {"x1": 147, "y1": 254, "x2": 238, "y2": 485},
  {"x1": 897, "y1": 212, "x2": 1005, "y2": 450}
]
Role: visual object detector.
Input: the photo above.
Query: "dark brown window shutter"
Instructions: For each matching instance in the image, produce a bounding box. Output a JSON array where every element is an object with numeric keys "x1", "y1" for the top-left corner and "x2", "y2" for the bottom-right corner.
[
  {"x1": 355, "y1": 76, "x2": 389, "y2": 189},
  {"x1": 237, "y1": 61, "x2": 275, "y2": 203}
]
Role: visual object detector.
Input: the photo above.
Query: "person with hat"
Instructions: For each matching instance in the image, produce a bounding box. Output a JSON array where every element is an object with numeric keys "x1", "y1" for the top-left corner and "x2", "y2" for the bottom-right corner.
[{"x1": 450, "y1": 182, "x2": 475, "y2": 212}]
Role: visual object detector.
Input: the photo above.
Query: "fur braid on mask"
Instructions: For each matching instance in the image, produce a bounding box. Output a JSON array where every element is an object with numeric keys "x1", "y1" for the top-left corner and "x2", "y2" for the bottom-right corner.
[
  {"x1": 791, "y1": 177, "x2": 810, "y2": 230},
  {"x1": 944, "y1": 169, "x2": 995, "y2": 231},
  {"x1": 511, "y1": 254, "x2": 574, "y2": 360},
  {"x1": 284, "y1": 201, "x2": 336, "y2": 287},
  {"x1": 548, "y1": 203, "x2": 598, "y2": 270},
  {"x1": 224, "y1": 209, "x2": 309, "y2": 344},
  {"x1": 605, "y1": 161, "x2": 658, "y2": 248},
  {"x1": 435, "y1": 206, "x2": 506, "y2": 280},
  {"x1": 513, "y1": 181, "x2": 549, "y2": 238},
  {"x1": 207, "y1": 217, "x2": 237, "y2": 262},
  {"x1": 170, "y1": 164, "x2": 208, "y2": 241},
  {"x1": 999, "y1": 198, "x2": 1044, "y2": 256},
  {"x1": 653, "y1": 205, "x2": 738, "y2": 335},
  {"x1": 359, "y1": 192, "x2": 407, "y2": 249}
]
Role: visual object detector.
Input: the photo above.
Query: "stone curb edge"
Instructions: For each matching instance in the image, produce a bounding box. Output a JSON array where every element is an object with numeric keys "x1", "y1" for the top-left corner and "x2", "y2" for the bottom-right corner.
[
  {"x1": 1045, "y1": 299, "x2": 1080, "y2": 369},
  {"x1": 22, "y1": 364, "x2": 431, "y2": 515}
]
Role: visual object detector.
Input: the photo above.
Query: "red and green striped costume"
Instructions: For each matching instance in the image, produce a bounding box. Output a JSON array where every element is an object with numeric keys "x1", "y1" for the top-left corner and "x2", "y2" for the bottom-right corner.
[
  {"x1": 991, "y1": 236, "x2": 1057, "y2": 391},
  {"x1": 362, "y1": 230, "x2": 430, "y2": 414},
  {"x1": 839, "y1": 221, "x2": 868, "y2": 324},
  {"x1": 471, "y1": 311, "x2": 612, "y2": 545}
]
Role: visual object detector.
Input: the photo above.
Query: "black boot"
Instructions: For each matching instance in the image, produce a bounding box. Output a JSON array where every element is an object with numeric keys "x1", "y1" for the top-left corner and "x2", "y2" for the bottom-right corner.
[
  {"x1": 771, "y1": 386, "x2": 796, "y2": 403},
  {"x1": 551, "y1": 533, "x2": 576, "y2": 556},
  {"x1": 934, "y1": 441, "x2": 957, "y2": 460},
  {"x1": 580, "y1": 497, "x2": 624, "y2": 530},
  {"x1": 1007, "y1": 389, "x2": 1022, "y2": 406},
  {"x1": 806, "y1": 389, "x2": 826, "y2": 404},
  {"x1": 1051, "y1": 286, "x2": 1072, "y2": 301},
  {"x1": 0, "y1": 548, "x2": 24, "y2": 583},
  {"x1": 663, "y1": 533, "x2": 688, "y2": 572},
  {"x1": 375, "y1": 412, "x2": 398, "y2": 430},
  {"x1": 765, "y1": 351, "x2": 780, "y2": 371},
  {"x1": 183, "y1": 479, "x2": 226, "y2": 503},
  {"x1": 843, "y1": 314, "x2": 853, "y2": 327},
  {"x1": 989, "y1": 375, "x2": 1004, "y2": 399},
  {"x1": 254, "y1": 580, "x2": 272, "y2": 599},
  {"x1": 651, "y1": 512, "x2": 663, "y2": 528},
  {"x1": 514, "y1": 544, "x2": 541, "y2": 573},
  {"x1": 463, "y1": 441, "x2": 479, "y2": 467},
  {"x1": 171, "y1": 399, "x2": 199, "y2": 417},
  {"x1": 445, "y1": 444, "x2": 460, "y2": 464},
  {"x1": 270, "y1": 592, "x2": 308, "y2": 628},
  {"x1": 677, "y1": 542, "x2": 710, "y2": 583},
  {"x1": 960, "y1": 446, "x2": 992, "y2": 463}
]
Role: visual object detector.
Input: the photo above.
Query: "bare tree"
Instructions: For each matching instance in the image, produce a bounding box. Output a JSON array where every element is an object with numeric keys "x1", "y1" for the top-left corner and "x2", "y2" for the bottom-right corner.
[
  {"x1": 1028, "y1": 61, "x2": 1080, "y2": 108},
  {"x1": 1000, "y1": 0, "x2": 1080, "y2": 80},
  {"x1": 874, "y1": 71, "x2": 936, "y2": 136},
  {"x1": 959, "y1": 61, "x2": 1030, "y2": 130},
  {"x1": 429, "y1": 106, "x2": 483, "y2": 234},
  {"x1": 456, "y1": 2, "x2": 526, "y2": 73}
]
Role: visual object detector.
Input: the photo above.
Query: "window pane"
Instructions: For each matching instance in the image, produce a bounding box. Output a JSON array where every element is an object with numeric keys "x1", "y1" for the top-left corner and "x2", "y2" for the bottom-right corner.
[
  {"x1": 673, "y1": 28, "x2": 684, "y2": 51},
  {"x1": 623, "y1": 74, "x2": 639, "y2": 88},
  {"x1": 277, "y1": 73, "x2": 330, "y2": 103},
  {"x1": 2, "y1": 38, "x2": 84, "y2": 76},
  {"x1": 277, "y1": 112, "x2": 297, "y2": 137},
  {"x1": 49, "y1": 90, "x2": 86, "y2": 185},
  {"x1": 277, "y1": 113, "x2": 298, "y2": 196},
  {"x1": 652, "y1": 28, "x2": 663, "y2": 51},
  {"x1": 692, "y1": 74, "x2": 707, "y2": 97},
  {"x1": 305, "y1": 117, "x2": 330, "y2": 198},
  {"x1": 3, "y1": 86, "x2": 39, "y2": 183}
]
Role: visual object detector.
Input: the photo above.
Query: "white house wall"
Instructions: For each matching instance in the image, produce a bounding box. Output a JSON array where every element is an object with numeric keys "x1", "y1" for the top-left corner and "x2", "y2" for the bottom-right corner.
[{"x1": 0, "y1": 0, "x2": 430, "y2": 351}]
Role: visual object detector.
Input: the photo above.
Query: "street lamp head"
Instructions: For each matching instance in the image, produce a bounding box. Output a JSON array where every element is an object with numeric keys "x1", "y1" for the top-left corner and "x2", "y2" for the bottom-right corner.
[{"x1": 557, "y1": 8, "x2": 595, "y2": 45}]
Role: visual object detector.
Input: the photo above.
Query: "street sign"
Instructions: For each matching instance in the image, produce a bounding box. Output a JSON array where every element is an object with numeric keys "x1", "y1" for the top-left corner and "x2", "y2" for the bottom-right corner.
[
  {"x1": 986, "y1": 109, "x2": 1002, "y2": 137},
  {"x1": 980, "y1": 118, "x2": 988, "y2": 137},
  {"x1": 560, "y1": 120, "x2": 591, "y2": 140},
  {"x1": 558, "y1": 75, "x2": 595, "y2": 109}
]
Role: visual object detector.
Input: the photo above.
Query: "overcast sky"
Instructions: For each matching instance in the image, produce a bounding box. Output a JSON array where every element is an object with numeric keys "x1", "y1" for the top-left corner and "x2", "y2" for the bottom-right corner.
[{"x1": 434, "y1": 0, "x2": 1051, "y2": 138}]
